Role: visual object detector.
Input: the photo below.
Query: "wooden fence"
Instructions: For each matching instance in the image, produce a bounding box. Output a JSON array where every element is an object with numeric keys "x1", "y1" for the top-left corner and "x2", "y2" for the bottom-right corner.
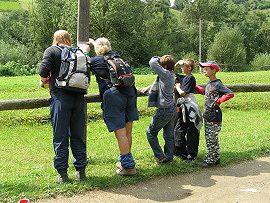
[{"x1": 0, "y1": 84, "x2": 270, "y2": 111}]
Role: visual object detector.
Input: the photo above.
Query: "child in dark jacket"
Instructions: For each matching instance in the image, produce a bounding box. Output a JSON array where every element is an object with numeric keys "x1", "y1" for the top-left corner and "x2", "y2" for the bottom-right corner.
[
  {"x1": 196, "y1": 61, "x2": 234, "y2": 167},
  {"x1": 174, "y1": 59, "x2": 202, "y2": 162}
]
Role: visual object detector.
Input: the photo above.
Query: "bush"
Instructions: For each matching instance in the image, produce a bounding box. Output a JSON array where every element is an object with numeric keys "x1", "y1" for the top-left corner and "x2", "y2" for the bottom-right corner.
[
  {"x1": 0, "y1": 40, "x2": 33, "y2": 65},
  {"x1": 251, "y1": 53, "x2": 270, "y2": 71},
  {"x1": 207, "y1": 28, "x2": 247, "y2": 72},
  {"x1": 0, "y1": 61, "x2": 36, "y2": 76},
  {"x1": 131, "y1": 66, "x2": 155, "y2": 75}
]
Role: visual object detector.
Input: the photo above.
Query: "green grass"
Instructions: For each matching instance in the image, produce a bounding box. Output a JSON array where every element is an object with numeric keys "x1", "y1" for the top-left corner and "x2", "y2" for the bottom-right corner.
[
  {"x1": 18, "y1": 0, "x2": 33, "y2": 11},
  {"x1": 0, "y1": 0, "x2": 33, "y2": 11},
  {"x1": 0, "y1": 71, "x2": 270, "y2": 202},
  {"x1": 0, "y1": 111, "x2": 270, "y2": 202},
  {"x1": 0, "y1": 1, "x2": 20, "y2": 11}
]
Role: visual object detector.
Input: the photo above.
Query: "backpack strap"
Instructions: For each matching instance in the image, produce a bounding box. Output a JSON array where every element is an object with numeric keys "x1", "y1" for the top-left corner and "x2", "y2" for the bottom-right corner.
[{"x1": 52, "y1": 45, "x2": 63, "y2": 51}]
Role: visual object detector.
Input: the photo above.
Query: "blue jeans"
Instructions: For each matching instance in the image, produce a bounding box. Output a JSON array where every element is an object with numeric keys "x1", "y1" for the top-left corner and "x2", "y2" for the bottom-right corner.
[
  {"x1": 50, "y1": 91, "x2": 88, "y2": 173},
  {"x1": 146, "y1": 105, "x2": 176, "y2": 161}
]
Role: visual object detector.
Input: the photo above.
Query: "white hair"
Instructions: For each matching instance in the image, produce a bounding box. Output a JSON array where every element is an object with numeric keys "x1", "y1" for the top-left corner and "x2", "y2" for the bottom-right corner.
[{"x1": 94, "y1": 37, "x2": 112, "y2": 56}]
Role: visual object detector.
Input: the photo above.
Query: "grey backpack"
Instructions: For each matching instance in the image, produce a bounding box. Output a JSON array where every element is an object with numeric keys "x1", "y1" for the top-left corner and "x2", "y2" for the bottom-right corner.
[{"x1": 55, "y1": 46, "x2": 90, "y2": 92}]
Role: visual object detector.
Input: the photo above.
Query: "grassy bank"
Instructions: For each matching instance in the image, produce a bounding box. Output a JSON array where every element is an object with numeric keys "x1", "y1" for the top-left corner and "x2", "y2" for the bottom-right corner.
[
  {"x1": 0, "y1": 71, "x2": 270, "y2": 202},
  {"x1": 0, "y1": 1, "x2": 20, "y2": 11}
]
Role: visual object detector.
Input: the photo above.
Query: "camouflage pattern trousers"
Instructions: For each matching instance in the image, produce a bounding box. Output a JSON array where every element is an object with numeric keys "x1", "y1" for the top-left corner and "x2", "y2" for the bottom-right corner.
[{"x1": 204, "y1": 121, "x2": 222, "y2": 163}]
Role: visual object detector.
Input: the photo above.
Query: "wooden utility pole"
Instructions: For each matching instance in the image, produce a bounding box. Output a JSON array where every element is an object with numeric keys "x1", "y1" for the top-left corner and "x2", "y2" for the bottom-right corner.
[
  {"x1": 199, "y1": 18, "x2": 202, "y2": 73},
  {"x1": 77, "y1": 0, "x2": 90, "y2": 45}
]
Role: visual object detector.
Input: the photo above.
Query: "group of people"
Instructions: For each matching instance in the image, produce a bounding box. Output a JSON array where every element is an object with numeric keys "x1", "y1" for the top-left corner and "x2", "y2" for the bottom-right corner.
[
  {"x1": 142, "y1": 56, "x2": 234, "y2": 169},
  {"x1": 39, "y1": 30, "x2": 234, "y2": 183}
]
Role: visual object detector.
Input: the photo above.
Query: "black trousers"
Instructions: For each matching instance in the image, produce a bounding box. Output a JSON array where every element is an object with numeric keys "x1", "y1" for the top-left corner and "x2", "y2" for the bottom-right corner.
[{"x1": 174, "y1": 109, "x2": 200, "y2": 160}]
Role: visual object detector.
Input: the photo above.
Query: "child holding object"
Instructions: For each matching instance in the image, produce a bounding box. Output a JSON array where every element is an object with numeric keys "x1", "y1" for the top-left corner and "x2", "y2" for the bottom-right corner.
[
  {"x1": 174, "y1": 59, "x2": 202, "y2": 163},
  {"x1": 196, "y1": 61, "x2": 234, "y2": 167}
]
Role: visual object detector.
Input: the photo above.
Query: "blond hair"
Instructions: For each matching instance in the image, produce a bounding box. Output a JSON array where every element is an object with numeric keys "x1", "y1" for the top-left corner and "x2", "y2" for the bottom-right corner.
[
  {"x1": 52, "y1": 30, "x2": 72, "y2": 46},
  {"x1": 94, "y1": 37, "x2": 112, "y2": 56},
  {"x1": 184, "y1": 59, "x2": 195, "y2": 71}
]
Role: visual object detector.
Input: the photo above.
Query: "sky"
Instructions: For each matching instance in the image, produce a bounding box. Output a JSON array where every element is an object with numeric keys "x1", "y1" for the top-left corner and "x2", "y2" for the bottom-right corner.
[{"x1": 170, "y1": 0, "x2": 176, "y2": 7}]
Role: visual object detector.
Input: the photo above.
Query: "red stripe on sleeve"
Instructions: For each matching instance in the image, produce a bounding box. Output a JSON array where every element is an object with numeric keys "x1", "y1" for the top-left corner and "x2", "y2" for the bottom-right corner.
[{"x1": 215, "y1": 93, "x2": 234, "y2": 105}]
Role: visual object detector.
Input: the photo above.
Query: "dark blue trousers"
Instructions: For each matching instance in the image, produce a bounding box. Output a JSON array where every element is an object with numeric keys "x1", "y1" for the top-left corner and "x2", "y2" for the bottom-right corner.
[{"x1": 50, "y1": 91, "x2": 88, "y2": 174}]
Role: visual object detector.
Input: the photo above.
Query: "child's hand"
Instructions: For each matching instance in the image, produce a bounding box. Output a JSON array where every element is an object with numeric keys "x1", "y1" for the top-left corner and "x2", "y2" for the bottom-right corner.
[
  {"x1": 40, "y1": 77, "x2": 50, "y2": 88},
  {"x1": 175, "y1": 83, "x2": 181, "y2": 89},
  {"x1": 88, "y1": 38, "x2": 95, "y2": 46},
  {"x1": 139, "y1": 86, "x2": 151, "y2": 94},
  {"x1": 175, "y1": 60, "x2": 185, "y2": 68}
]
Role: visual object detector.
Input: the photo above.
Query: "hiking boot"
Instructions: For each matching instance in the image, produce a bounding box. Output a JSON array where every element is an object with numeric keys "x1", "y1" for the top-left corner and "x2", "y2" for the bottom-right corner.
[
  {"x1": 116, "y1": 161, "x2": 122, "y2": 169},
  {"x1": 162, "y1": 159, "x2": 173, "y2": 165},
  {"x1": 183, "y1": 159, "x2": 193, "y2": 164},
  {"x1": 183, "y1": 155, "x2": 196, "y2": 164},
  {"x1": 155, "y1": 157, "x2": 173, "y2": 165},
  {"x1": 115, "y1": 167, "x2": 137, "y2": 176},
  {"x1": 74, "y1": 170, "x2": 86, "y2": 181},
  {"x1": 155, "y1": 156, "x2": 166, "y2": 164},
  {"x1": 201, "y1": 159, "x2": 220, "y2": 167},
  {"x1": 57, "y1": 173, "x2": 69, "y2": 184}
]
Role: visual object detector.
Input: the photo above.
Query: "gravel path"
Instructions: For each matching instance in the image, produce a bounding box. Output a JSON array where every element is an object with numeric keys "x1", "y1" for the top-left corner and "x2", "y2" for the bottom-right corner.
[{"x1": 38, "y1": 156, "x2": 270, "y2": 203}]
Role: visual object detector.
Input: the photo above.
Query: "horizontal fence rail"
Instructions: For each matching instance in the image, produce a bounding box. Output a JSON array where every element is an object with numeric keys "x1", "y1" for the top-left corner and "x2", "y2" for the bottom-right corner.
[{"x1": 0, "y1": 84, "x2": 270, "y2": 111}]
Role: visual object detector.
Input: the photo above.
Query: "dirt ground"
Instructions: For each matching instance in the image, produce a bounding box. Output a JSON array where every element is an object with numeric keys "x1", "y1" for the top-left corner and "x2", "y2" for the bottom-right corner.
[{"x1": 38, "y1": 156, "x2": 270, "y2": 203}]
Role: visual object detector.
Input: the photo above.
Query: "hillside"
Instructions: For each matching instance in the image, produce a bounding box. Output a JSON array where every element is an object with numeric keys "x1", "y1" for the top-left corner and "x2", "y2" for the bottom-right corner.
[
  {"x1": 0, "y1": 0, "x2": 32, "y2": 12},
  {"x1": 0, "y1": 0, "x2": 19, "y2": 11}
]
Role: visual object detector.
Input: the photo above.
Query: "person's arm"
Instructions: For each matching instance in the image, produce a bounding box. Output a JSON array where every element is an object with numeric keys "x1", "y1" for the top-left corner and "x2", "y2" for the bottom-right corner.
[
  {"x1": 215, "y1": 94, "x2": 234, "y2": 106},
  {"x1": 86, "y1": 38, "x2": 95, "y2": 53},
  {"x1": 149, "y1": 57, "x2": 171, "y2": 80},
  {"x1": 39, "y1": 47, "x2": 53, "y2": 88},
  {"x1": 195, "y1": 84, "x2": 205, "y2": 95},
  {"x1": 175, "y1": 83, "x2": 186, "y2": 96},
  {"x1": 215, "y1": 83, "x2": 234, "y2": 106},
  {"x1": 139, "y1": 85, "x2": 152, "y2": 95}
]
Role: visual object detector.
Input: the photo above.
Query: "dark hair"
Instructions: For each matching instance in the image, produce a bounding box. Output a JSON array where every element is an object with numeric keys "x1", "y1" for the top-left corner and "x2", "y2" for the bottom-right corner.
[{"x1": 160, "y1": 55, "x2": 175, "y2": 71}]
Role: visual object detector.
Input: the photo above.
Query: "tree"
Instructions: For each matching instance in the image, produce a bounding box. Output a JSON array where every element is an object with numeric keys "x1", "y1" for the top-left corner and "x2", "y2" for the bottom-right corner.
[
  {"x1": 30, "y1": 0, "x2": 77, "y2": 52},
  {"x1": 238, "y1": 10, "x2": 270, "y2": 63},
  {"x1": 182, "y1": 0, "x2": 229, "y2": 23},
  {"x1": 207, "y1": 28, "x2": 247, "y2": 71}
]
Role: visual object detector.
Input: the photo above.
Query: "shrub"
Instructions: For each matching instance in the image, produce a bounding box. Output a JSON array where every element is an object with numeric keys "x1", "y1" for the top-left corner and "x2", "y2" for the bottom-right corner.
[
  {"x1": 131, "y1": 66, "x2": 155, "y2": 75},
  {"x1": 0, "y1": 40, "x2": 33, "y2": 66},
  {"x1": 207, "y1": 28, "x2": 247, "y2": 72},
  {"x1": 0, "y1": 61, "x2": 36, "y2": 76},
  {"x1": 251, "y1": 53, "x2": 270, "y2": 71}
]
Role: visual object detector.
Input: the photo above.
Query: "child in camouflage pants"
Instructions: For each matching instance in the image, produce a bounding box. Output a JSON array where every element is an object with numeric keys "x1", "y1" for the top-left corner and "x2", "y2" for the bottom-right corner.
[{"x1": 196, "y1": 61, "x2": 234, "y2": 167}]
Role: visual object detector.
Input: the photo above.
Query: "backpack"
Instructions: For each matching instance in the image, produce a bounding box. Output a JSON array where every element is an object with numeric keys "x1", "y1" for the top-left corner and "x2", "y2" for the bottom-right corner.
[
  {"x1": 105, "y1": 54, "x2": 135, "y2": 87},
  {"x1": 55, "y1": 46, "x2": 90, "y2": 92}
]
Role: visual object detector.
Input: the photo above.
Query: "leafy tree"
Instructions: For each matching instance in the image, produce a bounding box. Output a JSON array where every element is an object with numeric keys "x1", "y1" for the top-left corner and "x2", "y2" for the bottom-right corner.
[
  {"x1": 28, "y1": 0, "x2": 77, "y2": 63},
  {"x1": 90, "y1": 0, "x2": 149, "y2": 65},
  {"x1": 182, "y1": 0, "x2": 229, "y2": 23},
  {"x1": 207, "y1": 28, "x2": 247, "y2": 71},
  {"x1": 238, "y1": 10, "x2": 269, "y2": 63},
  {"x1": 0, "y1": 10, "x2": 30, "y2": 45},
  {"x1": 174, "y1": 0, "x2": 185, "y2": 10}
]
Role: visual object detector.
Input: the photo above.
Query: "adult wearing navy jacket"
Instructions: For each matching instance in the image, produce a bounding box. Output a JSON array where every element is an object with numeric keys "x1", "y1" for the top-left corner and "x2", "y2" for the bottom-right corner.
[
  {"x1": 88, "y1": 37, "x2": 139, "y2": 176},
  {"x1": 39, "y1": 30, "x2": 87, "y2": 183}
]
